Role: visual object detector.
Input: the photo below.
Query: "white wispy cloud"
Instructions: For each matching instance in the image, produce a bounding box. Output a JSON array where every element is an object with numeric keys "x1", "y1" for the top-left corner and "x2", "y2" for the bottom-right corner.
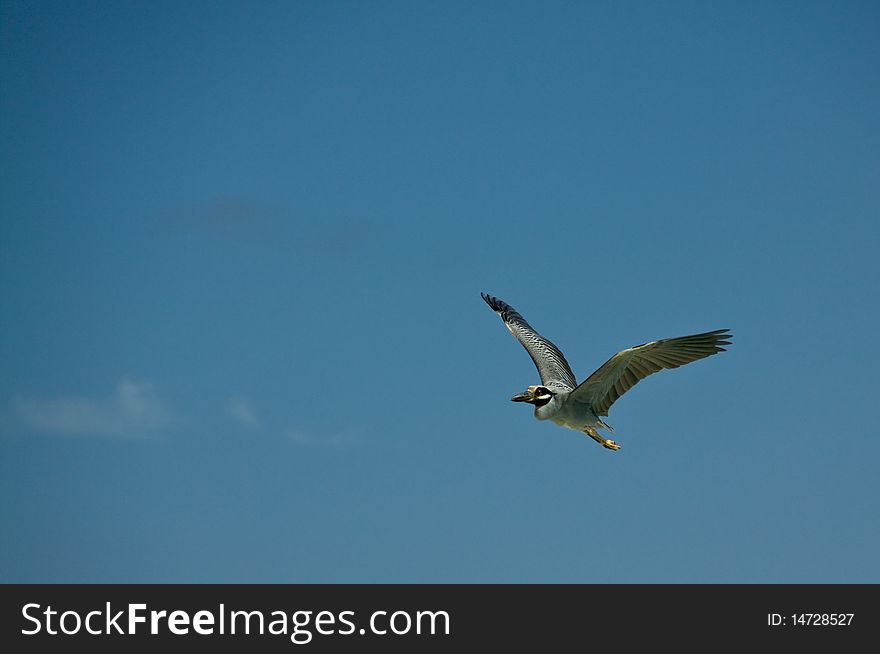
[
  {"x1": 12, "y1": 377, "x2": 170, "y2": 438},
  {"x1": 286, "y1": 427, "x2": 357, "y2": 449},
  {"x1": 228, "y1": 396, "x2": 260, "y2": 429}
]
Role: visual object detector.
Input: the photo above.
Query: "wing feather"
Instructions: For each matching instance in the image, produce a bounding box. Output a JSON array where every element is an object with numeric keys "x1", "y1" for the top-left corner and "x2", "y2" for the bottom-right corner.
[
  {"x1": 569, "y1": 329, "x2": 732, "y2": 416},
  {"x1": 481, "y1": 293, "x2": 577, "y2": 390}
]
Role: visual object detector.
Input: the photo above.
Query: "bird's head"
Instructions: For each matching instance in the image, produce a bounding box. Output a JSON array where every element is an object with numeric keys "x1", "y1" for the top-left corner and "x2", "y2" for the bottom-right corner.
[{"x1": 510, "y1": 385, "x2": 555, "y2": 406}]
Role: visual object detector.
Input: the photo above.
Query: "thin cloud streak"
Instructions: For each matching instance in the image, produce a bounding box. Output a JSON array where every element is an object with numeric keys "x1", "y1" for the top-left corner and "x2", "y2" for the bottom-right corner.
[
  {"x1": 12, "y1": 377, "x2": 170, "y2": 438},
  {"x1": 228, "y1": 396, "x2": 260, "y2": 429}
]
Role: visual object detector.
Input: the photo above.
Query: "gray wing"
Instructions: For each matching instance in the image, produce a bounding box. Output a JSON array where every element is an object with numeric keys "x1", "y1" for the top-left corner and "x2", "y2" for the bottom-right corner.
[
  {"x1": 481, "y1": 293, "x2": 577, "y2": 390},
  {"x1": 569, "y1": 329, "x2": 732, "y2": 416}
]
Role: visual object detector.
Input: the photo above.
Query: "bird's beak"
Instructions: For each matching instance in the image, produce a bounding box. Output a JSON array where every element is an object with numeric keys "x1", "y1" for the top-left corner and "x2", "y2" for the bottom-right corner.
[{"x1": 510, "y1": 391, "x2": 533, "y2": 403}]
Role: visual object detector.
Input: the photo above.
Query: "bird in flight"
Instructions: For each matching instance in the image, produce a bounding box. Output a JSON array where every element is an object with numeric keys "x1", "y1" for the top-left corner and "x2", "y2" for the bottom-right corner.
[{"x1": 481, "y1": 293, "x2": 731, "y2": 451}]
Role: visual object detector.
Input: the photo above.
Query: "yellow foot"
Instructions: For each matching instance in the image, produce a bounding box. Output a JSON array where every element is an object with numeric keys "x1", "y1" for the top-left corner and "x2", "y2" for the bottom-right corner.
[
  {"x1": 602, "y1": 439, "x2": 620, "y2": 451},
  {"x1": 583, "y1": 427, "x2": 620, "y2": 451}
]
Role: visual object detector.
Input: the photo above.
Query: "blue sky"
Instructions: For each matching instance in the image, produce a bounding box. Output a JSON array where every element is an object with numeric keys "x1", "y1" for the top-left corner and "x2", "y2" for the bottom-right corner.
[{"x1": 1, "y1": 1, "x2": 878, "y2": 583}]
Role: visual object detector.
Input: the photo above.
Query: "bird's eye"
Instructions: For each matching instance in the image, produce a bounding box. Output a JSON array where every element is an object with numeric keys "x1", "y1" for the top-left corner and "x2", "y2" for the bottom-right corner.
[{"x1": 535, "y1": 387, "x2": 554, "y2": 400}]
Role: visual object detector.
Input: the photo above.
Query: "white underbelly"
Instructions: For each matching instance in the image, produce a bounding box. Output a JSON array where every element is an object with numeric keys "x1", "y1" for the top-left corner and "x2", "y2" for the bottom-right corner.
[
  {"x1": 535, "y1": 399, "x2": 603, "y2": 431},
  {"x1": 550, "y1": 409, "x2": 603, "y2": 431},
  {"x1": 550, "y1": 414, "x2": 598, "y2": 431}
]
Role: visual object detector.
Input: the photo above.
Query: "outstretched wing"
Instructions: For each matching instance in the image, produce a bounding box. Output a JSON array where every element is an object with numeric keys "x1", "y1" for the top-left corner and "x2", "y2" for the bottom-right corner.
[
  {"x1": 569, "y1": 329, "x2": 732, "y2": 416},
  {"x1": 481, "y1": 293, "x2": 577, "y2": 390}
]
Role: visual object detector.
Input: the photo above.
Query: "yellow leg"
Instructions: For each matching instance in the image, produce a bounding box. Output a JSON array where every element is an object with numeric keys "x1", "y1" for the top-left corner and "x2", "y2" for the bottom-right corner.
[{"x1": 583, "y1": 427, "x2": 620, "y2": 451}]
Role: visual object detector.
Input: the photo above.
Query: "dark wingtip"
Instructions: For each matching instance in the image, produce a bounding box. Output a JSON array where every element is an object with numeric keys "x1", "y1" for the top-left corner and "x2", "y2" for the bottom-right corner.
[
  {"x1": 711, "y1": 328, "x2": 732, "y2": 353},
  {"x1": 481, "y1": 292, "x2": 502, "y2": 311}
]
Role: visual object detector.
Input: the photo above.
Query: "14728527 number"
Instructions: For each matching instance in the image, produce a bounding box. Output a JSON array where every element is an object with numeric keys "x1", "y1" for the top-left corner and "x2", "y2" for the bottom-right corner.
[{"x1": 790, "y1": 613, "x2": 854, "y2": 626}]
